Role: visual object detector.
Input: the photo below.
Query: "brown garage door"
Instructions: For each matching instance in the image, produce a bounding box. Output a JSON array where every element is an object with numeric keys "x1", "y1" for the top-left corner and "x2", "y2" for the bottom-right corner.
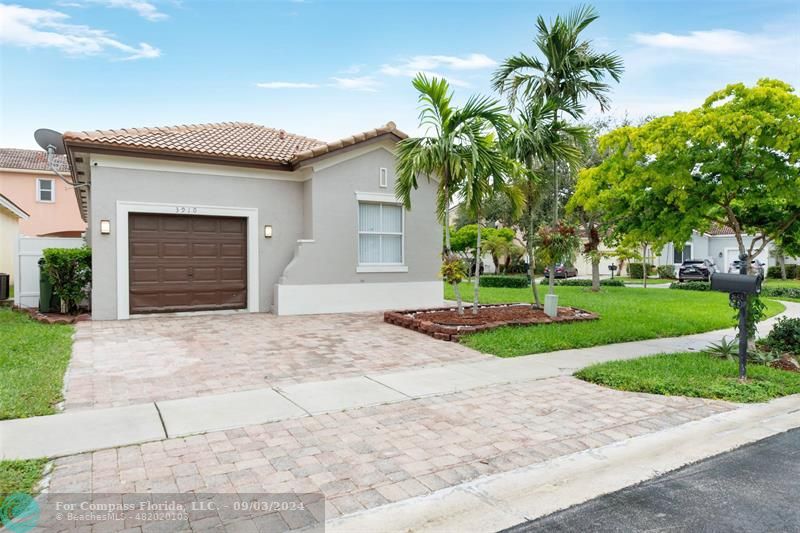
[{"x1": 129, "y1": 213, "x2": 247, "y2": 314}]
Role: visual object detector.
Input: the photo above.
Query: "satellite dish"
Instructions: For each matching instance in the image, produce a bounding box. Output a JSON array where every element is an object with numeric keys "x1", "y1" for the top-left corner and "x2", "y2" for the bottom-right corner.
[{"x1": 34, "y1": 129, "x2": 66, "y2": 155}]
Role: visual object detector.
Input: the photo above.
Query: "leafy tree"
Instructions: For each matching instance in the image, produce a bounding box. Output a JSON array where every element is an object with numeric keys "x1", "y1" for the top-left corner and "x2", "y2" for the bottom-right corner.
[
  {"x1": 573, "y1": 79, "x2": 800, "y2": 272},
  {"x1": 493, "y1": 4, "x2": 623, "y2": 296},
  {"x1": 396, "y1": 74, "x2": 509, "y2": 315}
]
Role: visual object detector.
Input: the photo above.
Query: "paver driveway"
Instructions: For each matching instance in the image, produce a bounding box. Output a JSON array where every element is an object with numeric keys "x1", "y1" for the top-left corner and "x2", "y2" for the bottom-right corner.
[
  {"x1": 49, "y1": 376, "x2": 734, "y2": 528},
  {"x1": 65, "y1": 312, "x2": 486, "y2": 410}
]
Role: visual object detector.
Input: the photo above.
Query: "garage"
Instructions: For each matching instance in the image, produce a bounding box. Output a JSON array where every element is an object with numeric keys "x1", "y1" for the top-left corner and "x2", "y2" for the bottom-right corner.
[{"x1": 128, "y1": 213, "x2": 247, "y2": 314}]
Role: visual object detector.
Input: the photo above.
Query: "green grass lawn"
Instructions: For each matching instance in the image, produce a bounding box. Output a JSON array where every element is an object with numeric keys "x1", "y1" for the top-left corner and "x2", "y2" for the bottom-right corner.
[
  {"x1": 445, "y1": 283, "x2": 784, "y2": 357},
  {"x1": 0, "y1": 460, "x2": 48, "y2": 494},
  {"x1": 1, "y1": 309, "x2": 74, "y2": 420},
  {"x1": 0, "y1": 308, "x2": 73, "y2": 496},
  {"x1": 763, "y1": 279, "x2": 800, "y2": 289},
  {"x1": 576, "y1": 352, "x2": 800, "y2": 403}
]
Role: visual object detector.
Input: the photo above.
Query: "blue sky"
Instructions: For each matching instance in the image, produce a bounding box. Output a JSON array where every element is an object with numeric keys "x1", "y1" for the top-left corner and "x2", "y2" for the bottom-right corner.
[{"x1": 1, "y1": 0, "x2": 798, "y2": 148}]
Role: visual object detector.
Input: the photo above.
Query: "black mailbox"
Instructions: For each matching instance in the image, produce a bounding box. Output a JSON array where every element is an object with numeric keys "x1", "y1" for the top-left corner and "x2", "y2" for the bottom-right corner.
[{"x1": 710, "y1": 272, "x2": 762, "y2": 295}]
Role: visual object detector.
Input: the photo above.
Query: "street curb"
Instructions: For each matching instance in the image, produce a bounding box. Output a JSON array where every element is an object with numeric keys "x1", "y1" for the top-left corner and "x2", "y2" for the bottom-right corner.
[{"x1": 326, "y1": 394, "x2": 800, "y2": 533}]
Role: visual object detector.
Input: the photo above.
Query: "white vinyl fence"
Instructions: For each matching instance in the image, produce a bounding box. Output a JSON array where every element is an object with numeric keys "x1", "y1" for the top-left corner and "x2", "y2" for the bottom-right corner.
[{"x1": 14, "y1": 236, "x2": 84, "y2": 308}]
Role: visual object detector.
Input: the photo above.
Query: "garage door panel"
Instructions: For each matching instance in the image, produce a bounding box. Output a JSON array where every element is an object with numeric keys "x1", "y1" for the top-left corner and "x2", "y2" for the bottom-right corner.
[{"x1": 129, "y1": 213, "x2": 247, "y2": 314}]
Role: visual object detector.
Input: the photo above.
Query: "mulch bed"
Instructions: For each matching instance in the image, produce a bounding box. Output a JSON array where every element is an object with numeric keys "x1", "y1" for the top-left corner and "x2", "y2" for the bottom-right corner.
[
  {"x1": 385, "y1": 303, "x2": 598, "y2": 342},
  {"x1": 14, "y1": 306, "x2": 90, "y2": 325}
]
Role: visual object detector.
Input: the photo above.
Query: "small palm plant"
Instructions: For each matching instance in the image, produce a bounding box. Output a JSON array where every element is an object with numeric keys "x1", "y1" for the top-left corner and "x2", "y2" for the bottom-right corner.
[
  {"x1": 705, "y1": 337, "x2": 738, "y2": 361},
  {"x1": 396, "y1": 74, "x2": 509, "y2": 315}
]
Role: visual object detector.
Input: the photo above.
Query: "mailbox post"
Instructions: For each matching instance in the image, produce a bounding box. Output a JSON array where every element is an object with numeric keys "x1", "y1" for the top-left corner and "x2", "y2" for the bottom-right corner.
[
  {"x1": 608, "y1": 264, "x2": 617, "y2": 279},
  {"x1": 709, "y1": 254, "x2": 763, "y2": 380}
]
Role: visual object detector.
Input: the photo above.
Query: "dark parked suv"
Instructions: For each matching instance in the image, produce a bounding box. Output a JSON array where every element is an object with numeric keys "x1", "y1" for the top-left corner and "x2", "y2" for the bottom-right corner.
[{"x1": 678, "y1": 259, "x2": 716, "y2": 282}]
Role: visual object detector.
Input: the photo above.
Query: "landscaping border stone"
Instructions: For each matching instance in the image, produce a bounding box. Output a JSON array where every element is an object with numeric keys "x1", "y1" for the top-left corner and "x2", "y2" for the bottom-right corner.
[
  {"x1": 384, "y1": 303, "x2": 598, "y2": 342},
  {"x1": 13, "y1": 305, "x2": 90, "y2": 325}
]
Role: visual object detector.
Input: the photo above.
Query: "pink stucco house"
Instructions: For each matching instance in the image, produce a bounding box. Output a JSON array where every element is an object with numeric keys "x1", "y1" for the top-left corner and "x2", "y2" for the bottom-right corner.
[{"x1": 0, "y1": 148, "x2": 85, "y2": 237}]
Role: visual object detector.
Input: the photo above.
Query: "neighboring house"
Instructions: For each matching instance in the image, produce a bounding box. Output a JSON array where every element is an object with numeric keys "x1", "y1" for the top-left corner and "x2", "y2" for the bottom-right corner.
[
  {"x1": 655, "y1": 225, "x2": 796, "y2": 272},
  {"x1": 0, "y1": 148, "x2": 86, "y2": 237},
  {"x1": 0, "y1": 193, "x2": 29, "y2": 285},
  {"x1": 62, "y1": 121, "x2": 441, "y2": 319}
]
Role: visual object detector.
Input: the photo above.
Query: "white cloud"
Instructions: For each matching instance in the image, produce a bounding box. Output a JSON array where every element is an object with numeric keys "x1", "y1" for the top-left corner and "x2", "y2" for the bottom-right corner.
[
  {"x1": 329, "y1": 76, "x2": 380, "y2": 92},
  {"x1": 93, "y1": 0, "x2": 167, "y2": 21},
  {"x1": 403, "y1": 53, "x2": 496, "y2": 71},
  {"x1": 379, "y1": 54, "x2": 494, "y2": 88},
  {"x1": 0, "y1": 4, "x2": 161, "y2": 59},
  {"x1": 632, "y1": 29, "x2": 758, "y2": 55},
  {"x1": 340, "y1": 64, "x2": 363, "y2": 74},
  {"x1": 256, "y1": 81, "x2": 319, "y2": 89}
]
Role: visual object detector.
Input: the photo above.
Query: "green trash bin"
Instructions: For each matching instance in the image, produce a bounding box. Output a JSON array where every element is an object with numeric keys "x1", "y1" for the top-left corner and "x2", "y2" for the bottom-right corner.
[{"x1": 38, "y1": 259, "x2": 59, "y2": 313}]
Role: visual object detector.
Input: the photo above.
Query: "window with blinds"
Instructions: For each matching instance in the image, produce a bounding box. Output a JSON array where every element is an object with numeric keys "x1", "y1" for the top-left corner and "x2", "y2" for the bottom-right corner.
[{"x1": 358, "y1": 202, "x2": 403, "y2": 264}]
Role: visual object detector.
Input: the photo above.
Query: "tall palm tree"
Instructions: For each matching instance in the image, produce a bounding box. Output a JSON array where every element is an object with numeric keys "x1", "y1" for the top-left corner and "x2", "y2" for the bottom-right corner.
[
  {"x1": 493, "y1": 4, "x2": 623, "y2": 294},
  {"x1": 504, "y1": 98, "x2": 588, "y2": 307},
  {"x1": 396, "y1": 74, "x2": 510, "y2": 315},
  {"x1": 461, "y1": 133, "x2": 522, "y2": 314}
]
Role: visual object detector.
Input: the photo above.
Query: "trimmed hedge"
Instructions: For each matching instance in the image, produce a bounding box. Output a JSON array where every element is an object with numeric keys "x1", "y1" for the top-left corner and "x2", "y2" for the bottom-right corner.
[
  {"x1": 479, "y1": 275, "x2": 530, "y2": 288},
  {"x1": 627, "y1": 263, "x2": 655, "y2": 279},
  {"x1": 539, "y1": 278, "x2": 626, "y2": 287},
  {"x1": 762, "y1": 287, "x2": 800, "y2": 299},
  {"x1": 767, "y1": 265, "x2": 798, "y2": 279},
  {"x1": 669, "y1": 281, "x2": 711, "y2": 291}
]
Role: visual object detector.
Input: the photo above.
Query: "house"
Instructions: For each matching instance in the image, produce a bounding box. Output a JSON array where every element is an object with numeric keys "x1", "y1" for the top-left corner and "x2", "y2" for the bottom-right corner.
[
  {"x1": 0, "y1": 193, "x2": 29, "y2": 285},
  {"x1": 0, "y1": 148, "x2": 86, "y2": 237},
  {"x1": 655, "y1": 225, "x2": 795, "y2": 272},
  {"x1": 61, "y1": 121, "x2": 442, "y2": 319}
]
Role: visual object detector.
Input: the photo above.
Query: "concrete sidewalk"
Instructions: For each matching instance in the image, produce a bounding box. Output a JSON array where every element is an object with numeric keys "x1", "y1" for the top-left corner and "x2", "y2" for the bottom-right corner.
[{"x1": 1, "y1": 300, "x2": 797, "y2": 461}]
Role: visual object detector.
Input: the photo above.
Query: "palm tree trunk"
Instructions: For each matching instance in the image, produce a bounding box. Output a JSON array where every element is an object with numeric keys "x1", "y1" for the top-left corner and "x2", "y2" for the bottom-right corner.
[
  {"x1": 525, "y1": 174, "x2": 541, "y2": 309},
  {"x1": 778, "y1": 253, "x2": 787, "y2": 280},
  {"x1": 548, "y1": 157, "x2": 557, "y2": 294},
  {"x1": 473, "y1": 218, "x2": 482, "y2": 315},
  {"x1": 443, "y1": 177, "x2": 463, "y2": 315}
]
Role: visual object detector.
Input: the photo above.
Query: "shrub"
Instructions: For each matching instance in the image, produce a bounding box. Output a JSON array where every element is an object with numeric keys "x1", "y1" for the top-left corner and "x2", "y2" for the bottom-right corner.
[
  {"x1": 657, "y1": 265, "x2": 676, "y2": 279},
  {"x1": 760, "y1": 317, "x2": 800, "y2": 354},
  {"x1": 762, "y1": 287, "x2": 800, "y2": 300},
  {"x1": 669, "y1": 281, "x2": 710, "y2": 291},
  {"x1": 41, "y1": 247, "x2": 92, "y2": 314},
  {"x1": 538, "y1": 278, "x2": 625, "y2": 287},
  {"x1": 480, "y1": 275, "x2": 529, "y2": 288},
  {"x1": 441, "y1": 254, "x2": 467, "y2": 285},
  {"x1": 627, "y1": 262, "x2": 655, "y2": 279},
  {"x1": 706, "y1": 336, "x2": 738, "y2": 360},
  {"x1": 767, "y1": 264, "x2": 798, "y2": 279}
]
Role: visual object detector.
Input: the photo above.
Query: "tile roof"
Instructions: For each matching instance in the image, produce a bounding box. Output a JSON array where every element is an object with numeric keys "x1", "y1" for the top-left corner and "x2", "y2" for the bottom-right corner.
[
  {"x1": 707, "y1": 223, "x2": 735, "y2": 236},
  {"x1": 63, "y1": 121, "x2": 406, "y2": 167},
  {"x1": 0, "y1": 148, "x2": 69, "y2": 173}
]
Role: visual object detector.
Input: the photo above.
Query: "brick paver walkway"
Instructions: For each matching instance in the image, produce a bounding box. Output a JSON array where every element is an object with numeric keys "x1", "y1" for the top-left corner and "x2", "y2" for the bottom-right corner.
[
  {"x1": 65, "y1": 312, "x2": 485, "y2": 410},
  {"x1": 49, "y1": 376, "x2": 734, "y2": 527}
]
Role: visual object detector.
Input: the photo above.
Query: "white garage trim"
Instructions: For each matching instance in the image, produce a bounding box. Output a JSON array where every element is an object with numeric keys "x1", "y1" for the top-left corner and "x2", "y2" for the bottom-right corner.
[
  {"x1": 273, "y1": 280, "x2": 442, "y2": 315},
  {"x1": 115, "y1": 201, "x2": 259, "y2": 320}
]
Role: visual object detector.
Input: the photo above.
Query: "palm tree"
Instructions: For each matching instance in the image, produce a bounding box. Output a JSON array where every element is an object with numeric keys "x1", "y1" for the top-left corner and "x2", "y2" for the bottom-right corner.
[
  {"x1": 493, "y1": 4, "x2": 623, "y2": 295},
  {"x1": 396, "y1": 74, "x2": 510, "y2": 315},
  {"x1": 461, "y1": 133, "x2": 521, "y2": 314},
  {"x1": 504, "y1": 98, "x2": 588, "y2": 307}
]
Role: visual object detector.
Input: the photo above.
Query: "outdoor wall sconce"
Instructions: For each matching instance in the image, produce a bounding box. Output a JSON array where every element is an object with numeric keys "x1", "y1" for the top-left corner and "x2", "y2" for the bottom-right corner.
[
  {"x1": 264, "y1": 225, "x2": 273, "y2": 238},
  {"x1": 100, "y1": 220, "x2": 111, "y2": 235}
]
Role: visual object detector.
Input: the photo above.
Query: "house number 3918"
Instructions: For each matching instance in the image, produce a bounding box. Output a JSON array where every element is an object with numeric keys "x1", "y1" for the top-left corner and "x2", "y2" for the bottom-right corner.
[{"x1": 175, "y1": 206, "x2": 198, "y2": 214}]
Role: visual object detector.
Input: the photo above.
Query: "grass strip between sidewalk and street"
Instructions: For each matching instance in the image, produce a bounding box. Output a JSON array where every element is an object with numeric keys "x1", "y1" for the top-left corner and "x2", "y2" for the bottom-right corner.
[{"x1": 576, "y1": 352, "x2": 800, "y2": 403}]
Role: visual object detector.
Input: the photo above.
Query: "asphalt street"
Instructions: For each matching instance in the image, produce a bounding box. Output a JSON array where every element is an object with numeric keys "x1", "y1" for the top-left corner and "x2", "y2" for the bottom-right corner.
[{"x1": 503, "y1": 428, "x2": 800, "y2": 533}]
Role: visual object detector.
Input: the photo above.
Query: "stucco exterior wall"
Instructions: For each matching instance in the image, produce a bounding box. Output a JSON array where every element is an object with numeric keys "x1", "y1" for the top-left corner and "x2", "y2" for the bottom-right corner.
[
  {"x1": 88, "y1": 159, "x2": 305, "y2": 319},
  {"x1": 0, "y1": 169, "x2": 85, "y2": 236},
  {"x1": 0, "y1": 209, "x2": 19, "y2": 284},
  {"x1": 657, "y1": 233, "x2": 772, "y2": 271},
  {"x1": 278, "y1": 145, "x2": 441, "y2": 285}
]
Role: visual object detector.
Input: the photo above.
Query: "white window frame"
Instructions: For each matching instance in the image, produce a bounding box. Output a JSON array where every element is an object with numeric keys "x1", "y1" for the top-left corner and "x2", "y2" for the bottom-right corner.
[
  {"x1": 36, "y1": 178, "x2": 55, "y2": 203},
  {"x1": 356, "y1": 195, "x2": 407, "y2": 273}
]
